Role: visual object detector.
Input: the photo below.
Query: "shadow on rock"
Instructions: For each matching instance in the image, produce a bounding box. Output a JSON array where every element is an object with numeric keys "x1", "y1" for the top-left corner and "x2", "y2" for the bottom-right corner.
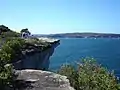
[{"x1": 14, "y1": 80, "x2": 35, "y2": 90}]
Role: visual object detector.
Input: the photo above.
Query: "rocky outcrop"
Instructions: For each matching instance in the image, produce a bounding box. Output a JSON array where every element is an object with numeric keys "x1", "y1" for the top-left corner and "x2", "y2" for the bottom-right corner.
[
  {"x1": 15, "y1": 69, "x2": 75, "y2": 90},
  {"x1": 13, "y1": 38, "x2": 60, "y2": 70},
  {"x1": 12, "y1": 38, "x2": 75, "y2": 90}
]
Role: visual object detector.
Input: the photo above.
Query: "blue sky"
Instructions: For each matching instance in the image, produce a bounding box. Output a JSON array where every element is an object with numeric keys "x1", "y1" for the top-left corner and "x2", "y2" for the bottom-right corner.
[{"x1": 0, "y1": 0, "x2": 120, "y2": 34}]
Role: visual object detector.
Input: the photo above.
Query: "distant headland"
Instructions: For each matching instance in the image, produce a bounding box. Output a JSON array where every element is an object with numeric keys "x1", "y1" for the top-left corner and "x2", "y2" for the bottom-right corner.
[{"x1": 35, "y1": 32, "x2": 120, "y2": 38}]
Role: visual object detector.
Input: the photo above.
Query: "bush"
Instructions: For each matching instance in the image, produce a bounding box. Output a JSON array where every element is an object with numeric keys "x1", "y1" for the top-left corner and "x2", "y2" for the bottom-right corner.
[
  {"x1": 0, "y1": 64, "x2": 13, "y2": 89},
  {"x1": 1, "y1": 31, "x2": 20, "y2": 38},
  {"x1": 58, "y1": 64, "x2": 78, "y2": 88},
  {"x1": 25, "y1": 38, "x2": 51, "y2": 51},
  {"x1": 0, "y1": 38, "x2": 25, "y2": 89},
  {"x1": 0, "y1": 25, "x2": 20, "y2": 38},
  {"x1": 58, "y1": 58, "x2": 120, "y2": 90},
  {"x1": 0, "y1": 38, "x2": 25, "y2": 63}
]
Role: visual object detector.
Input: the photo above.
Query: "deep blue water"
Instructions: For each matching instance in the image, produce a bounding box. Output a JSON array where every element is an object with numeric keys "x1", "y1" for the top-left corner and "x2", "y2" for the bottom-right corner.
[{"x1": 49, "y1": 38, "x2": 120, "y2": 77}]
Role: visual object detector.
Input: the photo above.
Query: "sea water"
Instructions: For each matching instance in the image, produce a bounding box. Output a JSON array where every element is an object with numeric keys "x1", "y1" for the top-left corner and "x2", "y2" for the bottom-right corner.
[{"x1": 49, "y1": 38, "x2": 120, "y2": 77}]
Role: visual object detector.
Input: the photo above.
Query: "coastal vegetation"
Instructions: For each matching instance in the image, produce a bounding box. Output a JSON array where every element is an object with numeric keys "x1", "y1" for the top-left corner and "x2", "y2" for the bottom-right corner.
[
  {"x1": 0, "y1": 25, "x2": 120, "y2": 90},
  {"x1": 0, "y1": 25, "x2": 24, "y2": 89},
  {"x1": 0, "y1": 38, "x2": 25, "y2": 89},
  {"x1": 58, "y1": 58, "x2": 120, "y2": 90},
  {"x1": 0, "y1": 25, "x2": 20, "y2": 38},
  {"x1": 0, "y1": 37, "x2": 55, "y2": 89},
  {"x1": 0, "y1": 25, "x2": 54, "y2": 89}
]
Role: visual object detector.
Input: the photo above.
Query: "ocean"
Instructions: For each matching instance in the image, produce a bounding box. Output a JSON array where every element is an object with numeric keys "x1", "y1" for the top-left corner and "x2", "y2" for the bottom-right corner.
[{"x1": 49, "y1": 38, "x2": 120, "y2": 77}]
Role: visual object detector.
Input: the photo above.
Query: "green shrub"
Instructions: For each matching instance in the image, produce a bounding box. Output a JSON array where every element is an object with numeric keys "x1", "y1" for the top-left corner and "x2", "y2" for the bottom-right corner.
[
  {"x1": 58, "y1": 64, "x2": 78, "y2": 88},
  {"x1": 1, "y1": 31, "x2": 20, "y2": 39},
  {"x1": 25, "y1": 38, "x2": 51, "y2": 51},
  {"x1": 0, "y1": 38, "x2": 25, "y2": 63},
  {"x1": 58, "y1": 58, "x2": 120, "y2": 90},
  {"x1": 0, "y1": 38, "x2": 25, "y2": 89},
  {"x1": 0, "y1": 25, "x2": 20, "y2": 38},
  {"x1": 0, "y1": 64, "x2": 13, "y2": 89}
]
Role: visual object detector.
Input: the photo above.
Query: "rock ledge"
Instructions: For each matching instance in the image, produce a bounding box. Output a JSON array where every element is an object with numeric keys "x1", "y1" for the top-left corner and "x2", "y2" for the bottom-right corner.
[{"x1": 16, "y1": 69, "x2": 75, "y2": 90}]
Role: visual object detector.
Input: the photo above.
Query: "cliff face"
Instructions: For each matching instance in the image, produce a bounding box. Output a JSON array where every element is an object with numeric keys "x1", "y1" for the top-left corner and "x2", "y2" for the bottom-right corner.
[
  {"x1": 14, "y1": 38, "x2": 60, "y2": 70},
  {"x1": 13, "y1": 38, "x2": 75, "y2": 90}
]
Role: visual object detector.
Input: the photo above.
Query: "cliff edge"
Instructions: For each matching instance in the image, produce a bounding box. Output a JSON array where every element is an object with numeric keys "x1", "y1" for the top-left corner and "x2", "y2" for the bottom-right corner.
[
  {"x1": 14, "y1": 37, "x2": 60, "y2": 70},
  {"x1": 13, "y1": 38, "x2": 75, "y2": 90}
]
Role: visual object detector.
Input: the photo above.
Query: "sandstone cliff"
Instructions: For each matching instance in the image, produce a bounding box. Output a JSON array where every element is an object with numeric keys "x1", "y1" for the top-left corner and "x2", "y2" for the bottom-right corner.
[
  {"x1": 12, "y1": 38, "x2": 75, "y2": 90},
  {"x1": 13, "y1": 38, "x2": 60, "y2": 70}
]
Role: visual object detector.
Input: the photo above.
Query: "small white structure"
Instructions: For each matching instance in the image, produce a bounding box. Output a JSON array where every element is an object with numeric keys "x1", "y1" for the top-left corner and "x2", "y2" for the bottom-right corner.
[{"x1": 21, "y1": 32, "x2": 30, "y2": 38}]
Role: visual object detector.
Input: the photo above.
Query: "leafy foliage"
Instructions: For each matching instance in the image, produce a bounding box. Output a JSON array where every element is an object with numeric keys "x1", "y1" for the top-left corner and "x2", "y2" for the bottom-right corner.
[
  {"x1": 58, "y1": 58, "x2": 120, "y2": 90},
  {"x1": 0, "y1": 25, "x2": 20, "y2": 38},
  {"x1": 0, "y1": 25, "x2": 10, "y2": 32},
  {"x1": 1, "y1": 31, "x2": 20, "y2": 38},
  {"x1": 0, "y1": 38, "x2": 25, "y2": 89},
  {"x1": 20, "y1": 28, "x2": 31, "y2": 35},
  {"x1": 25, "y1": 38, "x2": 51, "y2": 51},
  {"x1": 58, "y1": 64, "x2": 78, "y2": 88},
  {"x1": 0, "y1": 37, "x2": 52, "y2": 89},
  {"x1": 0, "y1": 38, "x2": 25, "y2": 63}
]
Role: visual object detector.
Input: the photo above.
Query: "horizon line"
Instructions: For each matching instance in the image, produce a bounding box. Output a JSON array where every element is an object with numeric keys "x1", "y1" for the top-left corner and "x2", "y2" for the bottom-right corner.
[{"x1": 33, "y1": 32, "x2": 120, "y2": 35}]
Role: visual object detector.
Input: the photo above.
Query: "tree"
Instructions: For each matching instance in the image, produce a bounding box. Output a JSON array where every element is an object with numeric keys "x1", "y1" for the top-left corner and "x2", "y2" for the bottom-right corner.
[
  {"x1": 20, "y1": 28, "x2": 31, "y2": 35},
  {"x1": 0, "y1": 25, "x2": 11, "y2": 34}
]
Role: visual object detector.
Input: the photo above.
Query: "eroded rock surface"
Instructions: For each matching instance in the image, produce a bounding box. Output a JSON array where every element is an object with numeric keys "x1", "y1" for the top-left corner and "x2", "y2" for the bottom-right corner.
[
  {"x1": 14, "y1": 38, "x2": 60, "y2": 70},
  {"x1": 15, "y1": 70, "x2": 75, "y2": 90}
]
